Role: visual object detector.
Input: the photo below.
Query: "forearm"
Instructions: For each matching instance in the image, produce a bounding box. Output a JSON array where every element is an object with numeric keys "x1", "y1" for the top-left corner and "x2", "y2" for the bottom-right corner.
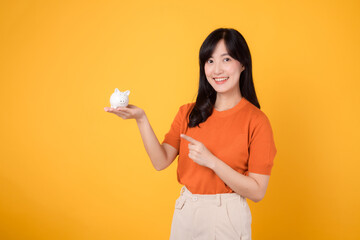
[
  {"x1": 135, "y1": 114, "x2": 168, "y2": 171},
  {"x1": 209, "y1": 156, "x2": 261, "y2": 202}
]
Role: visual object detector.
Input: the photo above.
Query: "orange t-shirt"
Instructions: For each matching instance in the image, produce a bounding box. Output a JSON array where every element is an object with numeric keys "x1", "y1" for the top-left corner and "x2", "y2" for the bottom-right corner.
[{"x1": 162, "y1": 97, "x2": 277, "y2": 194}]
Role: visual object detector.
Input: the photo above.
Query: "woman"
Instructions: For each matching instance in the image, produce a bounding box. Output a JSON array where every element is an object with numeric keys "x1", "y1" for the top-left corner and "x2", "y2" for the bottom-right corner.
[{"x1": 104, "y1": 28, "x2": 277, "y2": 240}]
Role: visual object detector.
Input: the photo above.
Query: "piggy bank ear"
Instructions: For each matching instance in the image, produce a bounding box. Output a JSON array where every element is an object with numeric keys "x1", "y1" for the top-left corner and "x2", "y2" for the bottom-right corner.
[
  {"x1": 124, "y1": 90, "x2": 130, "y2": 96},
  {"x1": 115, "y1": 88, "x2": 120, "y2": 93}
]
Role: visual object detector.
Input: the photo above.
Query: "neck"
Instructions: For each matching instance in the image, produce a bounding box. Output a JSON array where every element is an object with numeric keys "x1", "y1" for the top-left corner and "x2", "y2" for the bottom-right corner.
[{"x1": 214, "y1": 92, "x2": 242, "y2": 111}]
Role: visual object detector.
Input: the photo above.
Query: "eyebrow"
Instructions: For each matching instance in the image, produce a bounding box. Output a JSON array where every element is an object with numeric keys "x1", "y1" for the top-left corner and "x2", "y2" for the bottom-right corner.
[{"x1": 210, "y1": 53, "x2": 230, "y2": 57}]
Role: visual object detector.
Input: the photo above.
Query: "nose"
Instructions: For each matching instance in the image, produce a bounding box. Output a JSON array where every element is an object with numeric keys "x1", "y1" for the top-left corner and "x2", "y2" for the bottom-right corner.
[{"x1": 214, "y1": 61, "x2": 223, "y2": 75}]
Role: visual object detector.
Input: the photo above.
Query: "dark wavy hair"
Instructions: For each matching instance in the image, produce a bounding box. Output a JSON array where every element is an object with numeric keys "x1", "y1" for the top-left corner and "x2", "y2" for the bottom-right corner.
[{"x1": 187, "y1": 28, "x2": 260, "y2": 128}]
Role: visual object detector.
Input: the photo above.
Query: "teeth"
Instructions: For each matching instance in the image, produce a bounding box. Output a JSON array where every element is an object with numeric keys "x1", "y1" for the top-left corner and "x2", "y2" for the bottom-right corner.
[{"x1": 214, "y1": 77, "x2": 229, "y2": 82}]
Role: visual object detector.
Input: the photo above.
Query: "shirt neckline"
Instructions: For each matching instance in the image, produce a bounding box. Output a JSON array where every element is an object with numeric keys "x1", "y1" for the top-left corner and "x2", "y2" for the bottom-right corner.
[{"x1": 212, "y1": 97, "x2": 248, "y2": 118}]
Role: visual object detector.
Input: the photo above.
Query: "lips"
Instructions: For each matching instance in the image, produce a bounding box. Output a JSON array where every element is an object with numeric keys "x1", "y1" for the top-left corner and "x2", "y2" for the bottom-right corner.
[{"x1": 213, "y1": 77, "x2": 229, "y2": 84}]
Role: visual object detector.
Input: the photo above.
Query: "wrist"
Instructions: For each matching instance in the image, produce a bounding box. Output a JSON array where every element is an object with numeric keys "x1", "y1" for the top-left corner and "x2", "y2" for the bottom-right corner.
[
  {"x1": 209, "y1": 155, "x2": 218, "y2": 171},
  {"x1": 136, "y1": 112, "x2": 147, "y2": 124}
]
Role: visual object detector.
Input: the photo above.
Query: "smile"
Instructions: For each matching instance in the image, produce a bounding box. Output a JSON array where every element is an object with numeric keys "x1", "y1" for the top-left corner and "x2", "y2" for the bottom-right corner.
[{"x1": 213, "y1": 77, "x2": 229, "y2": 84}]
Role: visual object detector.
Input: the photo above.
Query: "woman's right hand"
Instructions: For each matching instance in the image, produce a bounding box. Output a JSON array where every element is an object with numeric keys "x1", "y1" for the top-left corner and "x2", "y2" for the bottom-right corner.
[{"x1": 104, "y1": 104, "x2": 145, "y2": 121}]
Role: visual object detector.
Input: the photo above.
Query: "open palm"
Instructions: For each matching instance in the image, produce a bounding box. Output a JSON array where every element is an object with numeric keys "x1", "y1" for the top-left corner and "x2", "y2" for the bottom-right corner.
[{"x1": 104, "y1": 104, "x2": 145, "y2": 120}]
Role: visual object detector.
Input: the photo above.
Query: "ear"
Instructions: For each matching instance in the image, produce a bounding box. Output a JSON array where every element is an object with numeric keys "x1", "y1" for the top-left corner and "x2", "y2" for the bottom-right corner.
[
  {"x1": 115, "y1": 88, "x2": 120, "y2": 93},
  {"x1": 124, "y1": 90, "x2": 130, "y2": 96}
]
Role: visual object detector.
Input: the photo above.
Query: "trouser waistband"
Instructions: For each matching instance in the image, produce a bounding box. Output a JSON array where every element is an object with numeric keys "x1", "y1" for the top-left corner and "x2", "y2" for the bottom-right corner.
[{"x1": 178, "y1": 186, "x2": 246, "y2": 207}]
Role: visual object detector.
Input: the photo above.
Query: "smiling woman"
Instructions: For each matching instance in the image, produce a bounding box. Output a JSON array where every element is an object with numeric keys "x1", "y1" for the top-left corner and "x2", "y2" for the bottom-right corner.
[{"x1": 105, "y1": 28, "x2": 277, "y2": 240}]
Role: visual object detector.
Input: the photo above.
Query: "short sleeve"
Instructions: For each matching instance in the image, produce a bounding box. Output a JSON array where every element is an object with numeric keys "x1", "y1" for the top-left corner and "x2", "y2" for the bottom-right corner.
[
  {"x1": 161, "y1": 104, "x2": 190, "y2": 151},
  {"x1": 248, "y1": 113, "x2": 277, "y2": 175}
]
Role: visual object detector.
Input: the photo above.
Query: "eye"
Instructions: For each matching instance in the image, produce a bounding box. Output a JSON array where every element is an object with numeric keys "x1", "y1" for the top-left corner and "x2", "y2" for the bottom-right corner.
[
  {"x1": 224, "y1": 58, "x2": 231, "y2": 62},
  {"x1": 207, "y1": 59, "x2": 213, "y2": 64}
]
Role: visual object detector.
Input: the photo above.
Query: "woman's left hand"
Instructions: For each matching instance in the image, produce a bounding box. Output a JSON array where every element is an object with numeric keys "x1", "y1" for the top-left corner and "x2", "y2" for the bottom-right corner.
[{"x1": 180, "y1": 134, "x2": 217, "y2": 169}]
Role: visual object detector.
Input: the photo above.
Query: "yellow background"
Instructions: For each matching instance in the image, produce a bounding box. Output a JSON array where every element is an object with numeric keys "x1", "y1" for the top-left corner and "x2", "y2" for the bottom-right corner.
[{"x1": 1, "y1": 0, "x2": 359, "y2": 239}]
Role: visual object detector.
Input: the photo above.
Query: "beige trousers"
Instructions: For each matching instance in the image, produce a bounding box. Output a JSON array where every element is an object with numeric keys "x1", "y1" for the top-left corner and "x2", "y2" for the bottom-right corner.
[{"x1": 169, "y1": 186, "x2": 252, "y2": 240}]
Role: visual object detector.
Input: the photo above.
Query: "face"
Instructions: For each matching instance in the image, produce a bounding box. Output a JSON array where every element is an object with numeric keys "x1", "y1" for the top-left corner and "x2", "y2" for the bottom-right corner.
[{"x1": 204, "y1": 39, "x2": 245, "y2": 97}]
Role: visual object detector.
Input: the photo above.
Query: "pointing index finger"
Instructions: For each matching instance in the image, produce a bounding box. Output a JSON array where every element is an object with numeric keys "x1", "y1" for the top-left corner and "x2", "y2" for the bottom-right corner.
[{"x1": 180, "y1": 134, "x2": 197, "y2": 143}]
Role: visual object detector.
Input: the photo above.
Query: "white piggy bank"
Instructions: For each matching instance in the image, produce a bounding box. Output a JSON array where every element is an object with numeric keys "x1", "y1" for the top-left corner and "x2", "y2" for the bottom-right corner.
[{"x1": 110, "y1": 88, "x2": 130, "y2": 108}]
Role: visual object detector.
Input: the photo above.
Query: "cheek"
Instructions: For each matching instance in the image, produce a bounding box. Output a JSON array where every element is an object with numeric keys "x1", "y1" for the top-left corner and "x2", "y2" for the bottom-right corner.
[
  {"x1": 204, "y1": 64, "x2": 212, "y2": 77},
  {"x1": 225, "y1": 64, "x2": 242, "y2": 78}
]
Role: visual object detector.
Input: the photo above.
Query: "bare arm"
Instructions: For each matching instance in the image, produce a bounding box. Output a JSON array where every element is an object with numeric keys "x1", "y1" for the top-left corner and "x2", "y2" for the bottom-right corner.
[
  {"x1": 181, "y1": 133, "x2": 270, "y2": 202},
  {"x1": 136, "y1": 114, "x2": 178, "y2": 170},
  {"x1": 210, "y1": 157, "x2": 270, "y2": 202},
  {"x1": 105, "y1": 105, "x2": 178, "y2": 171}
]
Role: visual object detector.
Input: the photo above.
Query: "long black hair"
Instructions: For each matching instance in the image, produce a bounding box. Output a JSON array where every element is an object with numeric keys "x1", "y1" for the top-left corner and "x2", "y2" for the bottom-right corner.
[{"x1": 188, "y1": 28, "x2": 260, "y2": 128}]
